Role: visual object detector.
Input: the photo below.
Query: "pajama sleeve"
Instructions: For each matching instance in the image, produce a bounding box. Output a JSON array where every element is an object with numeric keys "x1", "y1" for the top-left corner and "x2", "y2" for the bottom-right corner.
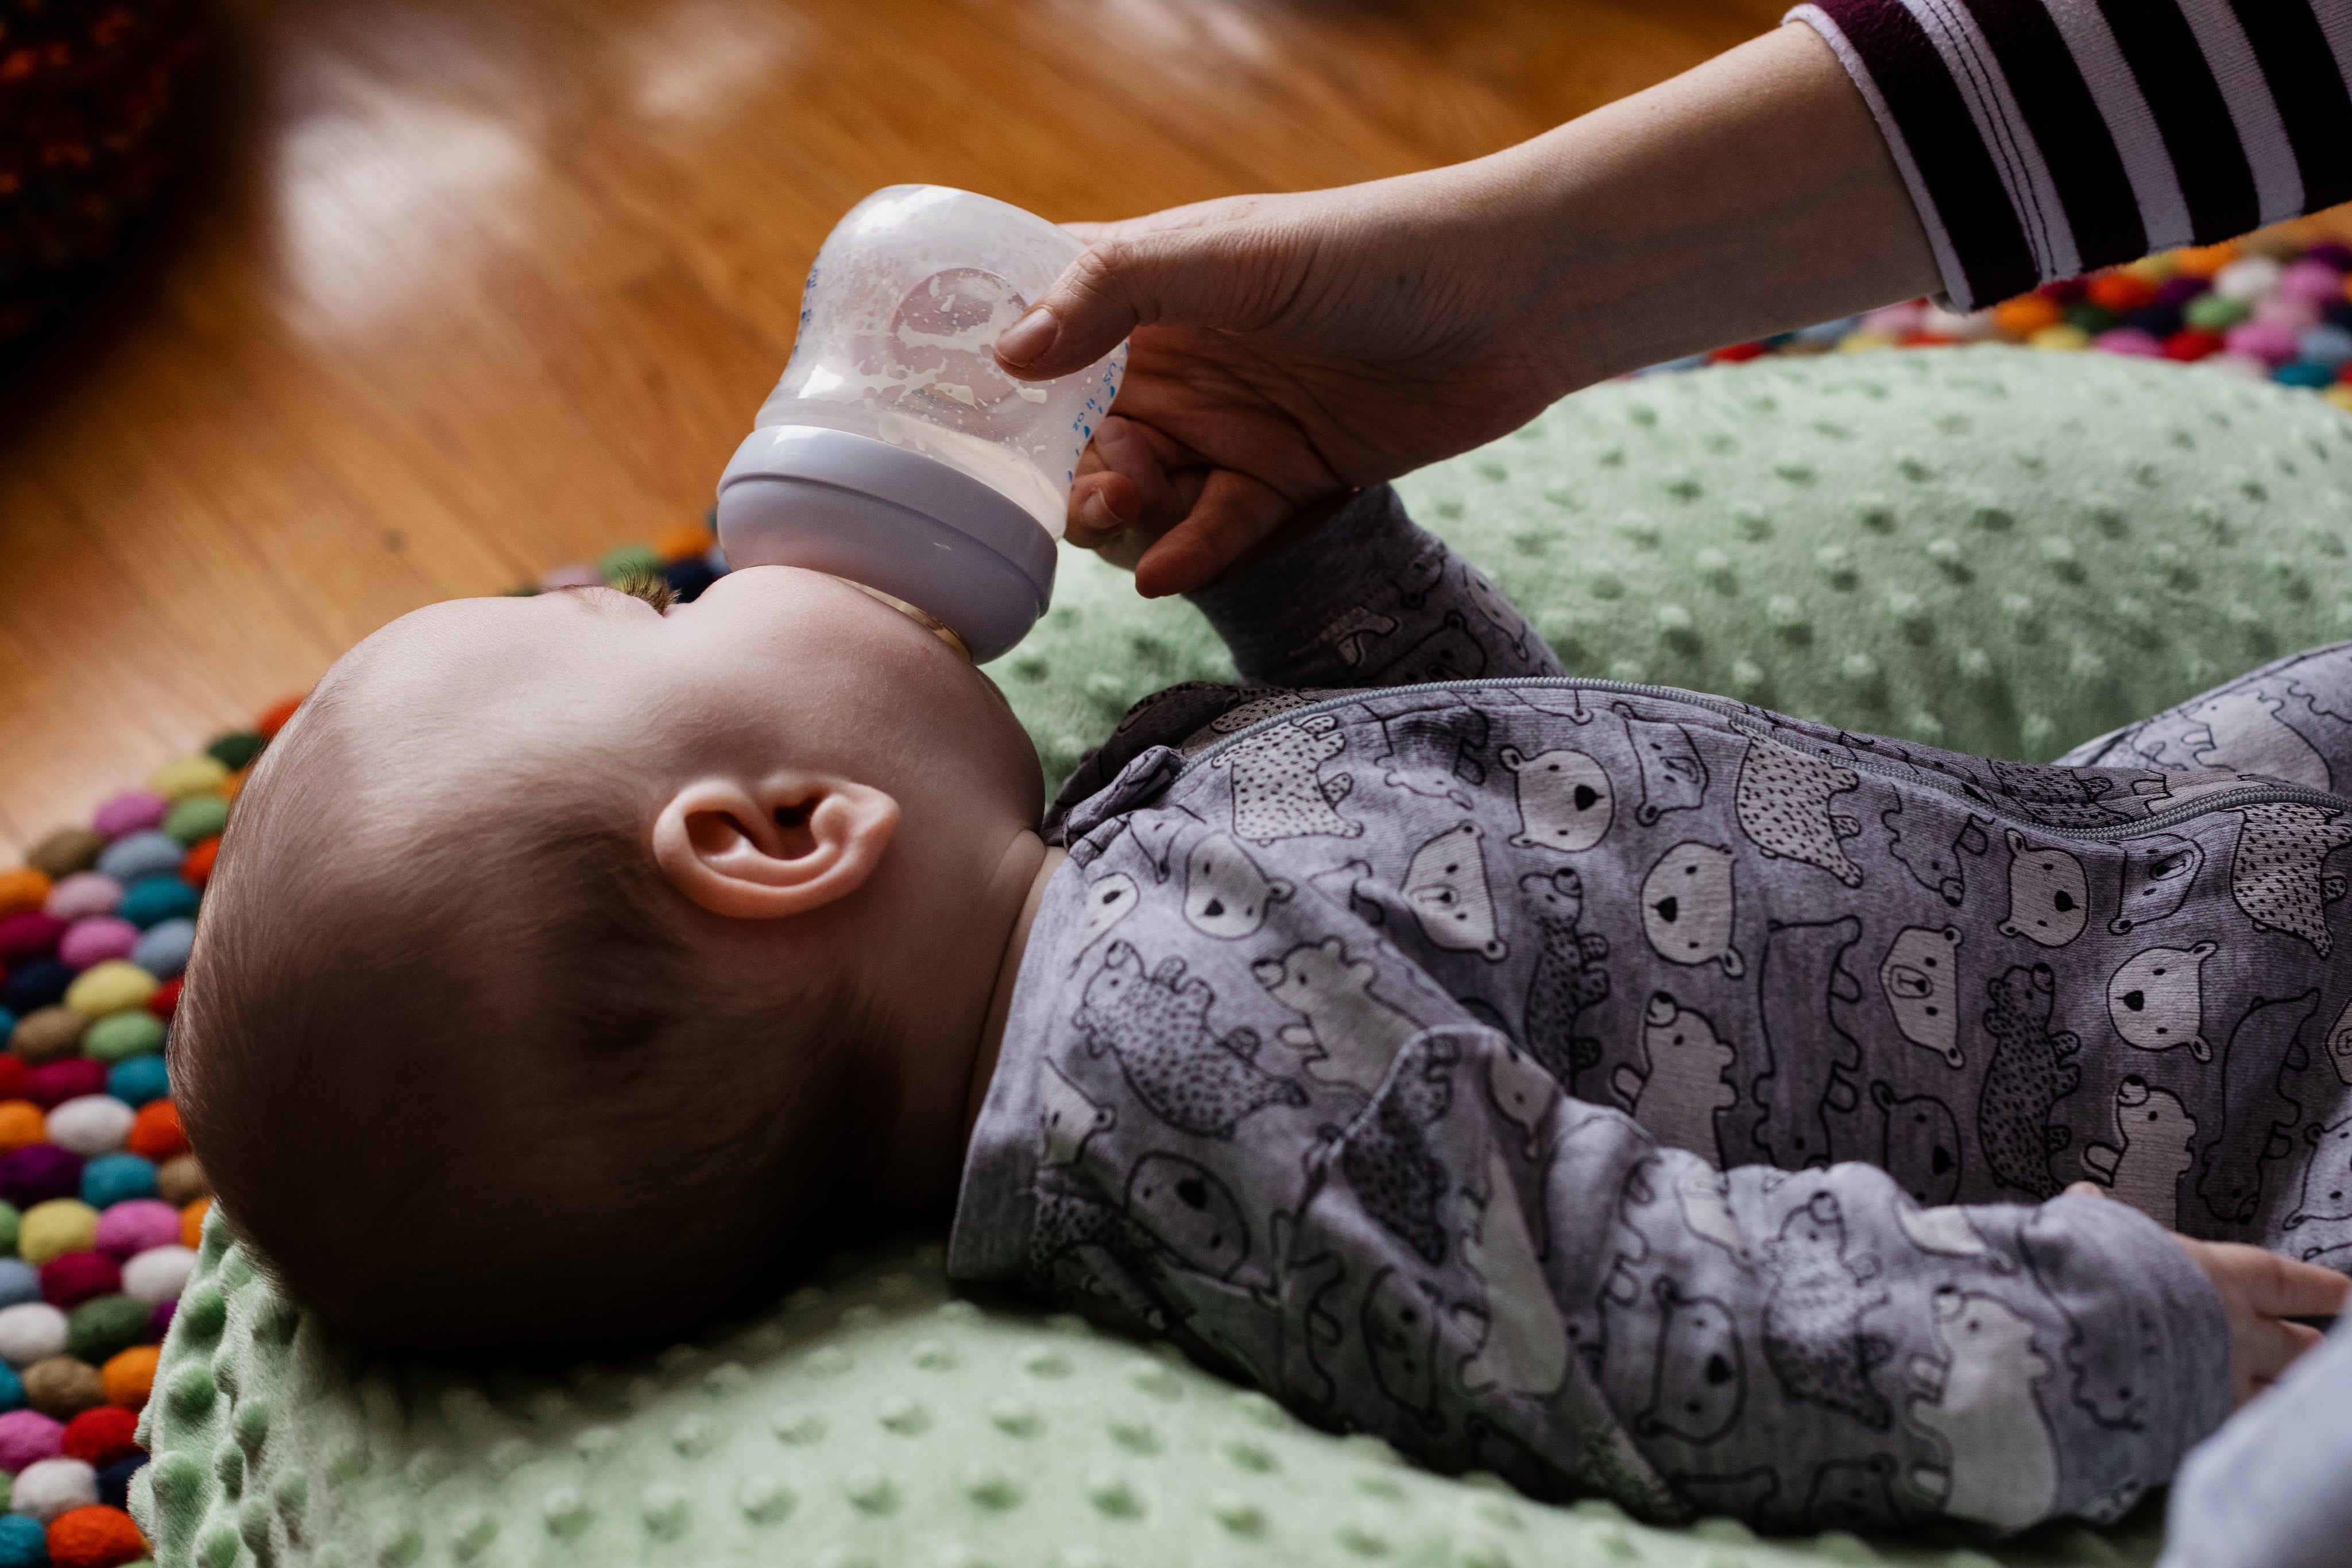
[
  {"x1": 1106, "y1": 1023, "x2": 2234, "y2": 1534},
  {"x1": 1788, "y1": 1, "x2": 2352, "y2": 308},
  {"x1": 1183, "y1": 485, "x2": 1565, "y2": 691}
]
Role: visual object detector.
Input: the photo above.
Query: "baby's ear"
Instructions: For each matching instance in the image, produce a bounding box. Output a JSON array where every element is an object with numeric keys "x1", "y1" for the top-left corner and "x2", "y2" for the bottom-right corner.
[{"x1": 652, "y1": 773, "x2": 900, "y2": 919}]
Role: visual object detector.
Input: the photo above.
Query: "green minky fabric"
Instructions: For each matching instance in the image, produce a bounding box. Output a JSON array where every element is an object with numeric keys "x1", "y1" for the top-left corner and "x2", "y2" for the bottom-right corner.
[
  {"x1": 139, "y1": 1218, "x2": 2163, "y2": 1568},
  {"x1": 133, "y1": 346, "x2": 2352, "y2": 1568}
]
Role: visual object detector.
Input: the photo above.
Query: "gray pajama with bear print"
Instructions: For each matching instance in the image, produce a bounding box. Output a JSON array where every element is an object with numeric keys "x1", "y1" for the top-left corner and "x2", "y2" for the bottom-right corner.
[{"x1": 945, "y1": 483, "x2": 2352, "y2": 1534}]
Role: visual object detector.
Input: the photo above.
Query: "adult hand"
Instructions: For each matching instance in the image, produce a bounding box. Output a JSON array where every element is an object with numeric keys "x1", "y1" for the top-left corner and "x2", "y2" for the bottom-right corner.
[
  {"x1": 995, "y1": 24, "x2": 1937, "y2": 598},
  {"x1": 992, "y1": 172, "x2": 1579, "y2": 598}
]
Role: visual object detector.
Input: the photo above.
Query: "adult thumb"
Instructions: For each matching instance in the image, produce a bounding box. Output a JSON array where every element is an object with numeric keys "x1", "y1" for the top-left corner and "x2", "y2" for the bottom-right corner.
[{"x1": 993, "y1": 227, "x2": 1238, "y2": 381}]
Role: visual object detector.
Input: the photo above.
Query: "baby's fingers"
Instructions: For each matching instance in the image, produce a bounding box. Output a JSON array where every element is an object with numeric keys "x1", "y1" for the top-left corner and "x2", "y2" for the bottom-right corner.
[
  {"x1": 1131, "y1": 469, "x2": 1296, "y2": 598},
  {"x1": 2221, "y1": 1244, "x2": 2352, "y2": 1321},
  {"x1": 2244, "y1": 1316, "x2": 2326, "y2": 1400}
]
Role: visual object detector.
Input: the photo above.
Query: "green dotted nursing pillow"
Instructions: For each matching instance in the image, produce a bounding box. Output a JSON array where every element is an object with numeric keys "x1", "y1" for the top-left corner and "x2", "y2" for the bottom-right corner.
[{"x1": 134, "y1": 346, "x2": 2352, "y2": 1567}]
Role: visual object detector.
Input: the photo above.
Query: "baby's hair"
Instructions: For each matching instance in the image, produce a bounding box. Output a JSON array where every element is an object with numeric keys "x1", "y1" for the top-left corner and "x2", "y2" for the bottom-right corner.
[{"x1": 175, "y1": 670, "x2": 896, "y2": 1357}]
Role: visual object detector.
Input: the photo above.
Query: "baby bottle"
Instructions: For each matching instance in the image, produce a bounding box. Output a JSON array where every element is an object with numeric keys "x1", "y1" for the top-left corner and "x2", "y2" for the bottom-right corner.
[{"x1": 715, "y1": 185, "x2": 1127, "y2": 663}]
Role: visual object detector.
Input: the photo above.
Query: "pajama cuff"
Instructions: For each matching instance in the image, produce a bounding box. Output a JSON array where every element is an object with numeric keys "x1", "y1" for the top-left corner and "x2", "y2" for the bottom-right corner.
[
  {"x1": 2036, "y1": 1190, "x2": 2235, "y2": 1492},
  {"x1": 1183, "y1": 485, "x2": 1424, "y2": 686}
]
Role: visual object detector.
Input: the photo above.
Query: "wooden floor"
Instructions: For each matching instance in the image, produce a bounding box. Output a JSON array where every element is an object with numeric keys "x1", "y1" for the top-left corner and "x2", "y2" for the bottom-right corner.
[{"x1": 0, "y1": 0, "x2": 1789, "y2": 852}]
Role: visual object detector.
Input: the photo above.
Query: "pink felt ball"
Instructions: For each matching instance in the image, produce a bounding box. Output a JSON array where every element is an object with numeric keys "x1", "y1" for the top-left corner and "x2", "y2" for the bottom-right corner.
[
  {"x1": 2224, "y1": 319, "x2": 2300, "y2": 366},
  {"x1": 55, "y1": 921, "x2": 136, "y2": 974},
  {"x1": 0, "y1": 1408, "x2": 64, "y2": 1473},
  {"x1": 2280, "y1": 258, "x2": 2345, "y2": 305},
  {"x1": 2254, "y1": 293, "x2": 2320, "y2": 331},
  {"x1": 88, "y1": 795, "x2": 165, "y2": 842},
  {"x1": 91, "y1": 1202, "x2": 177, "y2": 1263},
  {"x1": 0, "y1": 913, "x2": 64, "y2": 964},
  {"x1": 2094, "y1": 327, "x2": 2164, "y2": 357},
  {"x1": 38, "y1": 877, "x2": 121, "y2": 925}
]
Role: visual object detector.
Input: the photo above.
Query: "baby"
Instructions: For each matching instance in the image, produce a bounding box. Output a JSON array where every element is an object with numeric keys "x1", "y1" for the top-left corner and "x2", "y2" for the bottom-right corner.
[{"x1": 176, "y1": 481, "x2": 2348, "y2": 1535}]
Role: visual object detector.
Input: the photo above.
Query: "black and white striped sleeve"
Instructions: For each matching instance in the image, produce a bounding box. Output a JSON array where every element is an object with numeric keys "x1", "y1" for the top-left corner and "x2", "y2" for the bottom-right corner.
[{"x1": 1786, "y1": 1, "x2": 2352, "y2": 308}]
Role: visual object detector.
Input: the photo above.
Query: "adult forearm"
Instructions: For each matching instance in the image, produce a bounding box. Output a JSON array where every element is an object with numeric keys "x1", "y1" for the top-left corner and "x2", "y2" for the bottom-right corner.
[{"x1": 1493, "y1": 23, "x2": 1940, "y2": 386}]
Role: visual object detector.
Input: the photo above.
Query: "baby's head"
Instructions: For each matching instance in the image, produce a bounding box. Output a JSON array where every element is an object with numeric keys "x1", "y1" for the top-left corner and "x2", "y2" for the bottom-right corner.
[{"x1": 174, "y1": 566, "x2": 1045, "y2": 1356}]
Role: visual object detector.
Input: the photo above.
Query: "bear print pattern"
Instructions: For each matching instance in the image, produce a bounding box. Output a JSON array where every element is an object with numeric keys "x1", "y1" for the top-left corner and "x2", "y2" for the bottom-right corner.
[
  {"x1": 2106, "y1": 942, "x2": 2217, "y2": 1059},
  {"x1": 2196, "y1": 989, "x2": 2318, "y2": 1226},
  {"x1": 1073, "y1": 942, "x2": 1307, "y2": 1139},
  {"x1": 1612, "y1": 990, "x2": 1737, "y2": 1163},
  {"x1": 1012, "y1": 493, "x2": 2352, "y2": 1537},
  {"x1": 1734, "y1": 738, "x2": 1866, "y2": 886},
  {"x1": 1638, "y1": 841, "x2": 1744, "y2": 977},
  {"x1": 1211, "y1": 714, "x2": 1363, "y2": 843},
  {"x1": 1253, "y1": 936, "x2": 1423, "y2": 1094},
  {"x1": 1500, "y1": 744, "x2": 1614, "y2": 854},
  {"x1": 1879, "y1": 924, "x2": 1965, "y2": 1069},
  {"x1": 1882, "y1": 799, "x2": 1989, "y2": 908},
  {"x1": 1903, "y1": 1290, "x2": 2058, "y2": 1531},
  {"x1": 1976, "y1": 964, "x2": 2083, "y2": 1199},
  {"x1": 1753, "y1": 918, "x2": 1867, "y2": 1170},
  {"x1": 1519, "y1": 869, "x2": 1612, "y2": 1093},
  {"x1": 2229, "y1": 802, "x2": 2352, "y2": 957},
  {"x1": 1761, "y1": 1193, "x2": 1894, "y2": 1430},
  {"x1": 1616, "y1": 702, "x2": 1710, "y2": 825},
  {"x1": 1182, "y1": 833, "x2": 1294, "y2": 939},
  {"x1": 2108, "y1": 833, "x2": 2204, "y2": 935},
  {"x1": 1999, "y1": 831, "x2": 2090, "y2": 948},
  {"x1": 2082, "y1": 1077, "x2": 2198, "y2": 1228}
]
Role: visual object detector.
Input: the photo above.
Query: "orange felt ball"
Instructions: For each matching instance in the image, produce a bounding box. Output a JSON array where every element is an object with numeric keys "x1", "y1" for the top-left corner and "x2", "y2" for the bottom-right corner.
[
  {"x1": 2085, "y1": 270, "x2": 2158, "y2": 313},
  {"x1": 179, "y1": 1197, "x2": 208, "y2": 1249},
  {"x1": 653, "y1": 521, "x2": 715, "y2": 562},
  {"x1": 180, "y1": 837, "x2": 220, "y2": 887},
  {"x1": 255, "y1": 695, "x2": 304, "y2": 738},
  {"x1": 0, "y1": 1101, "x2": 47, "y2": 1153},
  {"x1": 45, "y1": 1504, "x2": 146, "y2": 1568},
  {"x1": 1993, "y1": 293, "x2": 2063, "y2": 336},
  {"x1": 0, "y1": 869, "x2": 52, "y2": 919},
  {"x1": 99, "y1": 1345, "x2": 156, "y2": 1410},
  {"x1": 126, "y1": 1101, "x2": 185, "y2": 1162},
  {"x1": 2174, "y1": 241, "x2": 2238, "y2": 277}
]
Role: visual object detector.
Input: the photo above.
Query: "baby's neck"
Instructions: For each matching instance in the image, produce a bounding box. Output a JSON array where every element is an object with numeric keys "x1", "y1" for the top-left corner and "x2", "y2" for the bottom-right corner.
[{"x1": 962, "y1": 842, "x2": 1068, "y2": 1149}]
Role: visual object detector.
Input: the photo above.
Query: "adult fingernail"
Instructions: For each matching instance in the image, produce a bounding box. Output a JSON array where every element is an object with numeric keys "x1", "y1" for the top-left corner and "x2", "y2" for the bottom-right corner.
[{"x1": 995, "y1": 307, "x2": 1059, "y2": 367}]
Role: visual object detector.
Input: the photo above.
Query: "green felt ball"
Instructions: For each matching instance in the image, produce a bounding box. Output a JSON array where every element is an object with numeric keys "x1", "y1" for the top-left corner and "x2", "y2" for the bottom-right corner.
[
  {"x1": 203, "y1": 732, "x2": 265, "y2": 772},
  {"x1": 0, "y1": 1205, "x2": 21, "y2": 1260},
  {"x1": 596, "y1": 544, "x2": 662, "y2": 583},
  {"x1": 2186, "y1": 292, "x2": 2253, "y2": 330},
  {"x1": 161, "y1": 795, "x2": 229, "y2": 847},
  {"x1": 66, "y1": 1294, "x2": 151, "y2": 1364},
  {"x1": 83, "y1": 1011, "x2": 164, "y2": 1066}
]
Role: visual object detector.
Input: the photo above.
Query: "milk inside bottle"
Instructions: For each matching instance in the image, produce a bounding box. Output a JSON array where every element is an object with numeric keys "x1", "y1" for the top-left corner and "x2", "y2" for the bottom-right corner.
[{"x1": 715, "y1": 185, "x2": 1126, "y2": 662}]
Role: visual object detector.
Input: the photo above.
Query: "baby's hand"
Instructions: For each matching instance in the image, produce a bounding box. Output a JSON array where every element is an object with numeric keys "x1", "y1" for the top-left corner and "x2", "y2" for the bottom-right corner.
[{"x1": 2067, "y1": 1182, "x2": 2347, "y2": 1406}]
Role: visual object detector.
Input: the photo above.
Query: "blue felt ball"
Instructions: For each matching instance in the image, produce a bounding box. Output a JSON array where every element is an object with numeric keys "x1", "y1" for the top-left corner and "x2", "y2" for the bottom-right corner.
[
  {"x1": 96, "y1": 1452, "x2": 143, "y2": 1509},
  {"x1": 96, "y1": 830, "x2": 184, "y2": 887},
  {"x1": 0, "y1": 1011, "x2": 13, "y2": 1048},
  {"x1": 81, "y1": 1153, "x2": 158, "y2": 1209},
  {"x1": 2274, "y1": 360, "x2": 2336, "y2": 389},
  {"x1": 0, "y1": 1364, "x2": 22, "y2": 1414},
  {"x1": 2328, "y1": 297, "x2": 2352, "y2": 333},
  {"x1": 115, "y1": 876, "x2": 198, "y2": 930},
  {"x1": 2129, "y1": 302, "x2": 2185, "y2": 339},
  {"x1": 0, "y1": 1511, "x2": 45, "y2": 1567},
  {"x1": 106, "y1": 1056, "x2": 169, "y2": 1109},
  {"x1": 129, "y1": 917, "x2": 194, "y2": 979},
  {"x1": 2300, "y1": 323, "x2": 2352, "y2": 369},
  {"x1": 663, "y1": 556, "x2": 719, "y2": 604},
  {"x1": 0, "y1": 1262, "x2": 36, "y2": 1311},
  {"x1": 0, "y1": 960, "x2": 70, "y2": 1016}
]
